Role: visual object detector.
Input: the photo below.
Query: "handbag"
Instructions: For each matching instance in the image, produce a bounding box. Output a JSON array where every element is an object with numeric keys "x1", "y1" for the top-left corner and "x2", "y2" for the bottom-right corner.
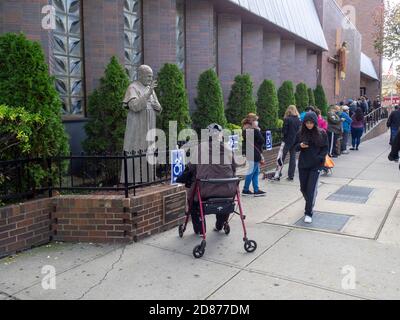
[{"x1": 324, "y1": 155, "x2": 335, "y2": 169}]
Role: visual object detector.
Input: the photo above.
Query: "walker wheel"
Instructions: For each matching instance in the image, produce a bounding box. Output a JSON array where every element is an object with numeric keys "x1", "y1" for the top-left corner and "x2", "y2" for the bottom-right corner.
[
  {"x1": 244, "y1": 240, "x2": 257, "y2": 253},
  {"x1": 224, "y1": 223, "x2": 231, "y2": 235},
  {"x1": 193, "y1": 241, "x2": 206, "y2": 259},
  {"x1": 178, "y1": 225, "x2": 185, "y2": 238}
]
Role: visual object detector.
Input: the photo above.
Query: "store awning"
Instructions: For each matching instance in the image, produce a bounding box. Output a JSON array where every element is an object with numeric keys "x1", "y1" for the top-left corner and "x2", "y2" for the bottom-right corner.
[
  {"x1": 361, "y1": 52, "x2": 379, "y2": 81},
  {"x1": 227, "y1": 0, "x2": 329, "y2": 51}
]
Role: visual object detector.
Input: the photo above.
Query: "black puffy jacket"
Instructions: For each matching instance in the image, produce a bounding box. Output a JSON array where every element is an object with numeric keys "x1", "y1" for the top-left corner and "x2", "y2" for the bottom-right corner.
[
  {"x1": 295, "y1": 113, "x2": 329, "y2": 169},
  {"x1": 283, "y1": 116, "x2": 301, "y2": 148}
]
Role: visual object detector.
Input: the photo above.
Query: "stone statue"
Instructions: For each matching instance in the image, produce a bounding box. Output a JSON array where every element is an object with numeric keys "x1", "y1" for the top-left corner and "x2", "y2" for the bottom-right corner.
[{"x1": 120, "y1": 65, "x2": 162, "y2": 184}]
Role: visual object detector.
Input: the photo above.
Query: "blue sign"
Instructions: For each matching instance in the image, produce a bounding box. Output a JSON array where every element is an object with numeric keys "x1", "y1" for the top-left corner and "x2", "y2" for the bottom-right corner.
[
  {"x1": 228, "y1": 135, "x2": 239, "y2": 151},
  {"x1": 266, "y1": 131, "x2": 273, "y2": 151},
  {"x1": 171, "y1": 149, "x2": 185, "y2": 185}
]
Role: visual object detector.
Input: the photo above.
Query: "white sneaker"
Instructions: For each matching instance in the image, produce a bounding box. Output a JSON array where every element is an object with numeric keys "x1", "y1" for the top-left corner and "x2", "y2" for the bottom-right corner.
[{"x1": 304, "y1": 216, "x2": 313, "y2": 224}]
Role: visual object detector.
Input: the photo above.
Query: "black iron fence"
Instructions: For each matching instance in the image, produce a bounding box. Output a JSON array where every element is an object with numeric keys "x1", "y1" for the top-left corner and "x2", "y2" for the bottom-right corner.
[
  {"x1": 0, "y1": 150, "x2": 172, "y2": 205},
  {"x1": 1, "y1": 110, "x2": 390, "y2": 206},
  {"x1": 364, "y1": 106, "x2": 390, "y2": 132}
]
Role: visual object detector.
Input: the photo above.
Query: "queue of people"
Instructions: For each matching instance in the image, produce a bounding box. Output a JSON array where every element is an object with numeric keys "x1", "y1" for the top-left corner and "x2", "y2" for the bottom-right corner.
[{"x1": 178, "y1": 97, "x2": 382, "y2": 235}]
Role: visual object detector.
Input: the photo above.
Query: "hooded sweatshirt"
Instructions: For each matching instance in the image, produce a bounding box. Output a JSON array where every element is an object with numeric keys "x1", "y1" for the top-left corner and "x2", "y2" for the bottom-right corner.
[{"x1": 295, "y1": 112, "x2": 329, "y2": 169}]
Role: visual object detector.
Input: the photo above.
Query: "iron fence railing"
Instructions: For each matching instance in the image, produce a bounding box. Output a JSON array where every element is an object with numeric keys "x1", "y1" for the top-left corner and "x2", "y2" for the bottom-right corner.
[
  {"x1": 364, "y1": 106, "x2": 390, "y2": 132},
  {"x1": 0, "y1": 150, "x2": 172, "y2": 205}
]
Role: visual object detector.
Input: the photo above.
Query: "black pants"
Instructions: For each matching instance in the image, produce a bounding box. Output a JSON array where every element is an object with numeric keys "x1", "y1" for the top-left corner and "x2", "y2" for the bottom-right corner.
[
  {"x1": 299, "y1": 168, "x2": 320, "y2": 217},
  {"x1": 282, "y1": 144, "x2": 297, "y2": 179},
  {"x1": 191, "y1": 203, "x2": 230, "y2": 234},
  {"x1": 328, "y1": 131, "x2": 338, "y2": 156}
]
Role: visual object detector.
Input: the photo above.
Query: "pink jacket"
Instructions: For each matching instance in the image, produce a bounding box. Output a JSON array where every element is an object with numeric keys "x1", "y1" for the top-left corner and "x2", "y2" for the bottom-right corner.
[{"x1": 318, "y1": 116, "x2": 328, "y2": 131}]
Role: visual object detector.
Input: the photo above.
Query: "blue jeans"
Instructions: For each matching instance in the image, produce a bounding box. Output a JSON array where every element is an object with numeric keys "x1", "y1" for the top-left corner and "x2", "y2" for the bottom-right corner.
[
  {"x1": 244, "y1": 161, "x2": 260, "y2": 192},
  {"x1": 351, "y1": 127, "x2": 364, "y2": 148},
  {"x1": 391, "y1": 127, "x2": 399, "y2": 145}
]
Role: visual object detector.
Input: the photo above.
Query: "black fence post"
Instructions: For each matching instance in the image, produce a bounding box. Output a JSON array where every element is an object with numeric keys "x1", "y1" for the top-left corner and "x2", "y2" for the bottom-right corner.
[{"x1": 123, "y1": 151, "x2": 129, "y2": 198}]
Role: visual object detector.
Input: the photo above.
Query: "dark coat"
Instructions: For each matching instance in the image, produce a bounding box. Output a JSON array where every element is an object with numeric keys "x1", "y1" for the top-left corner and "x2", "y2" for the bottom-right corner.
[
  {"x1": 243, "y1": 128, "x2": 265, "y2": 163},
  {"x1": 387, "y1": 110, "x2": 400, "y2": 129},
  {"x1": 295, "y1": 113, "x2": 329, "y2": 169},
  {"x1": 283, "y1": 116, "x2": 301, "y2": 148}
]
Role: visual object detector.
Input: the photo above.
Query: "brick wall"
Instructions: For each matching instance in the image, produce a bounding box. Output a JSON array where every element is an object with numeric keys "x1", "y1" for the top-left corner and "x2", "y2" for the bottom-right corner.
[
  {"x1": 263, "y1": 33, "x2": 281, "y2": 86},
  {"x1": 1, "y1": 186, "x2": 186, "y2": 258},
  {"x1": 143, "y1": 0, "x2": 177, "y2": 75},
  {"x1": 280, "y1": 40, "x2": 296, "y2": 85},
  {"x1": 53, "y1": 196, "x2": 132, "y2": 244},
  {"x1": 0, "y1": 0, "x2": 51, "y2": 60},
  {"x1": 306, "y1": 51, "x2": 318, "y2": 89},
  {"x1": 315, "y1": 0, "x2": 362, "y2": 104},
  {"x1": 217, "y1": 13, "x2": 242, "y2": 105},
  {"x1": 0, "y1": 198, "x2": 52, "y2": 259},
  {"x1": 242, "y1": 24, "x2": 264, "y2": 95},
  {"x1": 82, "y1": 0, "x2": 125, "y2": 96},
  {"x1": 185, "y1": 0, "x2": 215, "y2": 112},
  {"x1": 341, "y1": 0, "x2": 383, "y2": 86},
  {"x1": 131, "y1": 185, "x2": 186, "y2": 241},
  {"x1": 295, "y1": 45, "x2": 308, "y2": 85}
]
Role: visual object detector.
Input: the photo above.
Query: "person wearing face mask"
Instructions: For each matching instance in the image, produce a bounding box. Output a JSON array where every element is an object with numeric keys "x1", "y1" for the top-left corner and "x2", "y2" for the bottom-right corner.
[
  {"x1": 327, "y1": 105, "x2": 343, "y2": 158},
  {"x1": 295, "y1": 112, "x2": 329, "y2": 224},
  {"x1": 242, "y1": 113, "x2": 266, "y2": 197}
]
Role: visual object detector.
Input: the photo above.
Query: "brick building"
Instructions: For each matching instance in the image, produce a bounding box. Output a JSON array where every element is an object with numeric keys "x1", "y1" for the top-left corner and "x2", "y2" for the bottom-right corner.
[{"x1": 0, "y1": 0, "x2": 382, "y2": 153}]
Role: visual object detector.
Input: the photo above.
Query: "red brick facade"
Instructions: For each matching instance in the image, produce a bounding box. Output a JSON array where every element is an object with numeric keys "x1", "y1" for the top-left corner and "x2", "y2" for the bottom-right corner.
[
  {"x1": 217, "y1": 13, "x2": 242, "y2": 105},
  {"x1": 0, "y1": 0, "x2": 382, "y2": 148},
  {"x1": 82, "y1": 0, "x2": 125, "y2": 95},
  {"x1": 242, "y1": 24, "x2": 264, "y2": 95},
  {"x1": 185, "y1": 0, "x2": 216, "y2": 111},
  {"x1": 263, "y1": 33, "x2": 281, "y2": 85},
  {"x1": 280, "y1": 40, "x2": 296, "y2": 86},
  {"x1": 143, "y1": 0, "x2": 177, "y2": 75},
  {"x1": 314, "y1": 0, "x2": 362, "y2": 104}
]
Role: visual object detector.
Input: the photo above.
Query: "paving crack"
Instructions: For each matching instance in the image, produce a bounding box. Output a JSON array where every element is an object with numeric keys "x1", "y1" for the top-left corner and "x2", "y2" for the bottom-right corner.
[
  {"x1": 0, "y1": 291, "x2": 20, "y2": 300},
  {"x1": 77, "y1": 245, "x2": 126, "y2": 300}
]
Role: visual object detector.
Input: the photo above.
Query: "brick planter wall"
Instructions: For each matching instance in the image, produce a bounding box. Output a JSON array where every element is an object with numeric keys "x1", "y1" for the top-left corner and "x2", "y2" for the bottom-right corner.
[
  {"x1": 0, "y1": 185, "x2": 187, "y2": 258},
  {"x1": 131, "y1": 185, "x2": 186, "y2": 241},
  {"x1": 0, "y1": 198, "x2": 52, "y2": 259},
  {"x1": 53, "y1": 196, "x2": 133, "y2": 244}
]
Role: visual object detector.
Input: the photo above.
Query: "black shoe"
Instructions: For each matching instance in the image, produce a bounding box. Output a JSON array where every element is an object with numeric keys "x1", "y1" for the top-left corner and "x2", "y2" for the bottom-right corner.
[
  {"x1": 242, "y1": 190, "x2": 254, "y2": 196},
  {"x1": 389, "y1": 154, "x2": 399, "y2": 162},
  {"x1": 350, "y1": 148, "x2": 356, "y2": 151},
  {"x1": 254, "y1": 190, "x2": 267, "y2": 197},
  {"x1": 286, "y1": 177, "x2": 294, "y2": 181}
]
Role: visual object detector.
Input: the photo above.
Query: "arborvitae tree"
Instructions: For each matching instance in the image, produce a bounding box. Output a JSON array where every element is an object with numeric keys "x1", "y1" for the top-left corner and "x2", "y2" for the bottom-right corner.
[
  {"x1": 0, "y1": 33, "x2": 69, "y2": 158},
  {"x1": 226, "y1": 74, "x2": 256, "y2": 126},
  {"x1": 192, "y1": 69, "x2": 227, "y2": 131},
  {"x1": 278, "y1": 81, "x2": 296, "y2": 119},
  {"x1": 314, "y1": 85, "x2": 329, "y2": 116},
  {"x1": 295, "y1": 83, "x2": 309, "y2": 113},
  {"x1": 257, "y1": 80, "x2": 279, "y2": 130},
  {"x1": 83, "y1": 56, "x2": 130, "y2": 154},
  {"x1": 156, "y1": 63, "x2": 191, "y2": 142},
  {"x1": 308, "y1": 87, "x2": 316, "y2": 106}
]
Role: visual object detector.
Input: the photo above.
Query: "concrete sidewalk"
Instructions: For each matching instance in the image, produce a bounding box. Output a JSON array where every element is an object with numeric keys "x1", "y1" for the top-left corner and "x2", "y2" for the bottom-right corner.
[{"x1": 1, "y1": 132, "x2": 400, "y2": 300}]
